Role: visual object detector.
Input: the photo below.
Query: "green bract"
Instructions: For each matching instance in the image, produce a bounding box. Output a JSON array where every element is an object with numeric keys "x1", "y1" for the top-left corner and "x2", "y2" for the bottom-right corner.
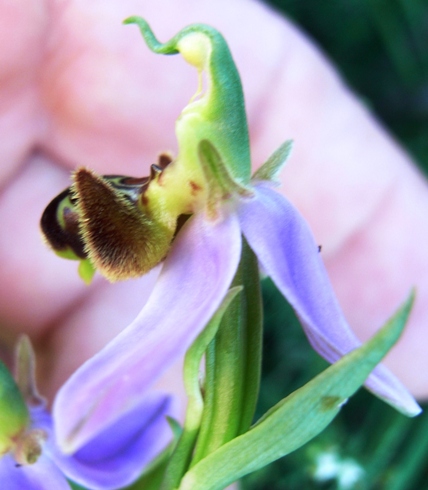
[{"x1": 0, "y1": 360, "x2": 29, "y2": 455}]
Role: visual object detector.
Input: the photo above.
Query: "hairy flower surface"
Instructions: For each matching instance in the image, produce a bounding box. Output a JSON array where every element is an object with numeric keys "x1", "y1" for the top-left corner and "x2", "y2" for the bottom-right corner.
[{"x1": 50, "y1": 18, "x2": 420, "y2": 458}]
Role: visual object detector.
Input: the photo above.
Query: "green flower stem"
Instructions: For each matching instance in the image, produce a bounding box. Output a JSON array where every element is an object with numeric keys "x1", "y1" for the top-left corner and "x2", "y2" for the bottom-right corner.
[
  {"x1": 237, "y1": 242, "x2": 264, "y2": 434},
  {"x1": 191, "y1": 240, "x2": 263, "y2": 463},
  {"x1": 161, "y1": 288, "x2": 242, "y2": 490}
]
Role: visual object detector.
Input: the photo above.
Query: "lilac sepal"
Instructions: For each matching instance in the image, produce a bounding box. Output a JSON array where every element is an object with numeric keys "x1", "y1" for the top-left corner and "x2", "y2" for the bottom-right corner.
[
  {"x1": 238, "y1": 184, "x2": 421, "y2": 416},
  {"x1": 37, "y1": 395, "x2": 173, "y2": 490},
  {"x1": 0, "y1": 452, "x2": 71, "y2": 490},
  {"x1": 1, "y1": 397, "x2": 173, "y2": 490},
  {"x1": 54, "y1": 211, "x2": 242, "y2": 452}
]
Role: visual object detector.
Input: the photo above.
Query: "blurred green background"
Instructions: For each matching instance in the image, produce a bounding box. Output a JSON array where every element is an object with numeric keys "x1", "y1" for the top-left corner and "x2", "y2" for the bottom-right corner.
[
  {"x1": 243, "y1": 1, "x2": 428, "y2": 489},
  {"x1": 265, "y1": 0, "x2": 428, "y2": 173}
]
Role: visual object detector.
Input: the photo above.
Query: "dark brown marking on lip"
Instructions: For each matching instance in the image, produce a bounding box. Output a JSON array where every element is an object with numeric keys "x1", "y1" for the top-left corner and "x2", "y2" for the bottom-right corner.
[
  {"x1": 141, "y1": 194, "x2": 149, "y2": 207},
  {"x1": 189, "y1": 180, "x2": 202, "y2": 195},
  {"x1": 158, "y1": 153, "x2": 173, "y2": 169},
  {"x1": 40, "y1": 189, "x2": 70, "y2": 251},
  {"x1": 102, "y1": 175, "x2": 150, "y2": 204},
  {"x1": 40, "y1": 188, "x2": 87, "y2": 259}
]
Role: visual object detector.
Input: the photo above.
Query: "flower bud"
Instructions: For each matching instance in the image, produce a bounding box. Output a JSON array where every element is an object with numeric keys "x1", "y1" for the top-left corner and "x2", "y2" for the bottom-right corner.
[{"x1": 0, "y1": 362, "x2": 29, "y2": 455}]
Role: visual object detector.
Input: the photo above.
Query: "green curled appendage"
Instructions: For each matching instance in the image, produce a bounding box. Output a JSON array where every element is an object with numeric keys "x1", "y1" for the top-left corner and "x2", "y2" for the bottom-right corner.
[{"x1": 124, "y1": 16, "x2": 251, "y2": 184}]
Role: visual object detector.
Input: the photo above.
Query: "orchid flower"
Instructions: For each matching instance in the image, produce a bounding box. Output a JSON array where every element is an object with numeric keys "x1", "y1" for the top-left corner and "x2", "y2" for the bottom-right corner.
[
  {"x1": 0, "y1": 336, "x2": 174, "y2": 490},
  {"x1": 41, "y1": 18, "x2": 420, "y2": 458}
]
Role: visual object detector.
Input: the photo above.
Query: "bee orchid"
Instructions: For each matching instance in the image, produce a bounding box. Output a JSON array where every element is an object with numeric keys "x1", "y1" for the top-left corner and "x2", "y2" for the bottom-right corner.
[
  {"x1": 43, "y1": 18, "x2": 420, "y2": 459},
  {"x1": 0, "y1": 337, "x2": 174, "y2": 490}
]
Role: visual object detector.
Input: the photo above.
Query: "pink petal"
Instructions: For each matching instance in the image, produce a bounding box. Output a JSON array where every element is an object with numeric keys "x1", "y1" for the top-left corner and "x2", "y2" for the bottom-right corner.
[
  {"x1": 238, "y1": 184, "x2": 420, "y2": 416},
  {"x1": 54, "y1": 211, "x2": 241, "y2": 452}
]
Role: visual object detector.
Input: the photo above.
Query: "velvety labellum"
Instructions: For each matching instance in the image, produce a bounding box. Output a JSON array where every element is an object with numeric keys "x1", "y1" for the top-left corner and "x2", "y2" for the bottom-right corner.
[{"x1": 40, "y1": 155, "x2": 178, "y2": 281}]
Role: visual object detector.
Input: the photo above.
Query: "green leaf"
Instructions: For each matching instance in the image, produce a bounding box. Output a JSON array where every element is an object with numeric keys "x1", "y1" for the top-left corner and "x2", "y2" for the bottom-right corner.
[
  {"x1": 183, "y1": 286, "x2": 244, "y2": 428},
  {"x1": 178, "y1": 293, "x2": 414, "y2": 490}
]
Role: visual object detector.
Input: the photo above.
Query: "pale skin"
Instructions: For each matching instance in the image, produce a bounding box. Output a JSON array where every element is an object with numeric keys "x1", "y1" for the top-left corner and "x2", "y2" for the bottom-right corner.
[{"x1": 1, "y1": 0, "x2": 428, "y2": 422}]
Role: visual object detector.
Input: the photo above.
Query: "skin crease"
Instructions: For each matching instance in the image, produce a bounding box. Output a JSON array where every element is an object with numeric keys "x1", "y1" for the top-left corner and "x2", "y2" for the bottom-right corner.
[{"x1": 1, "y1": 0, "x2": 428, "y2": 430}]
